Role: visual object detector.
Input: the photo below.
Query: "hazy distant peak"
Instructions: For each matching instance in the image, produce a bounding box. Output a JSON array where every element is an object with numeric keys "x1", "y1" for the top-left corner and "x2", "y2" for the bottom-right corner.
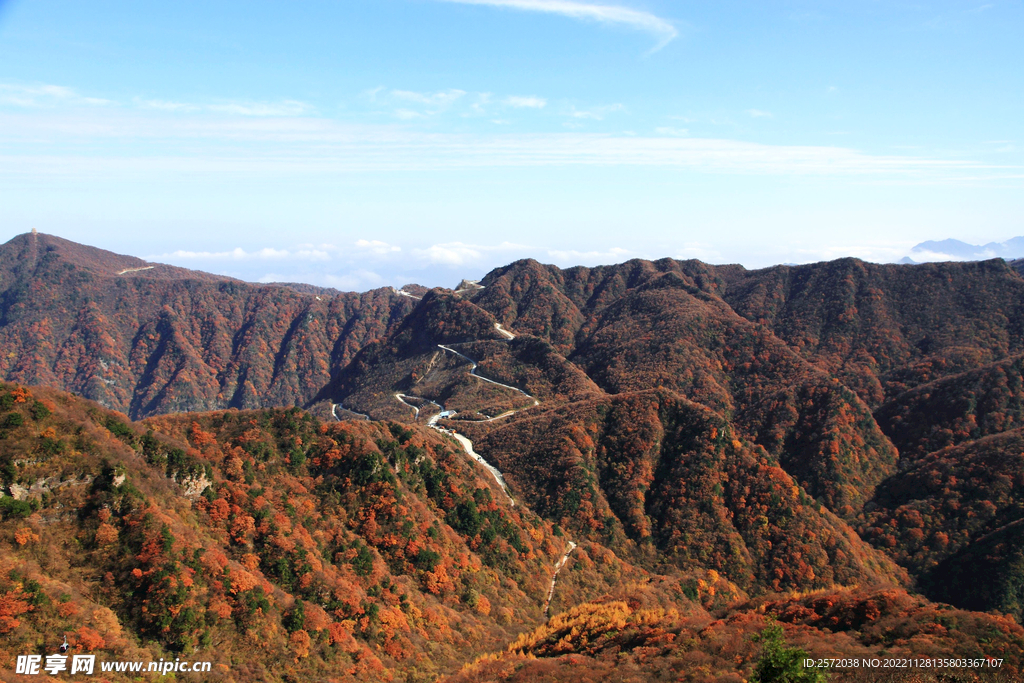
[{"x1": 910, "y1": 236, "x2": 1024, "y2": 262}]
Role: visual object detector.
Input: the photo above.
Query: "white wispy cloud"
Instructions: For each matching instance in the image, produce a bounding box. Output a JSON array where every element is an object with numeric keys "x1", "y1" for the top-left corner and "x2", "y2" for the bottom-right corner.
[
  {"x1": 436, "y1": 0, "x2": 678, "y2": 51},
  {"x1": 2, "y1": 108, "x2": 1016, "y2": 183},
  {"x1": 904, "y1": 249, "x2": 970, "y2": 262},
  {"x1": 139, "y1": 99, "x2": 202, "y2": 113},
  {"x1": 803, "y1": 244, "x2": 919, "y2": 264},
  {"x1": 208, "y1": 100, "x2": 313, "y2": 117},
  {"x1": 138, "y1": 98, "x2": 313, "y2": 117},
  {"x1": 0, "y1": 83, "x2": 112, "y2": 108},
  {"x1": 148, "y1": 247, "x2": 331, "y2": 261},
  {"x1": 567, "y1": 103, "x2": 625, "y2": 120},
  {"x1": 395, "y1": 109, "x2": 424, "y2": 120},
  {"x1": 255, "y1": 269, "x2": 386, "y2": 290},
  {"x1": 504, "y1": 96, "x2": 547, "y2": 108},
  {"x1": 133, "y1": 84, "x2": 547, "y2": 124},
  {"x1": 747, "y1": 109, "x2": 772, "y2": 118},
  {"x1": 364, "y1": 86, "x2": 387, "y2": 102},
  {"x1": 391, "y1": 89, "x2": 467, "y2": 107},
  {"x1": 416, "y1": 243, "x2": 484, "y2": 265},
  {"x1": 145, "y1": 238, "x2": 532, "y2": 286},
  {"x1": 378, "y1": 89, "x2": 552, "y2": 119},
  {"x1": 413, "y1": 241, "x2": 527, "y2": 266},
  {"x1": 321, "y1": 270, "x2": 386, "y2": 289},
  {"x1": 377, "y1": 89, "x2": 469, "y2": 119},
  {"x1": 355, "y1": 239, "x2": 401, "y2": 255},
  {"x1": 674, "y1": 244, "x2": 723, "y2": 262},
  {"x1": 470, "y1": 93, "x2": 494, "y2": 114},
  {"x1": 547, "y1": 246, "x2": 632, "y2": 263},
  {"x1": 655, "y1": 126, "x2": 688, "y2": 136}
]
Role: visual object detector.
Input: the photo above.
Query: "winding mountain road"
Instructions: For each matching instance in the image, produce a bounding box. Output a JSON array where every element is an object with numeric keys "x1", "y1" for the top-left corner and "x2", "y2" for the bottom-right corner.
[
  {"x1": 389, "y1": 334, "x2": 538, "y2": 503},
  {"x1": 436, "y1": 343, "x2": 539, "y2": 407},
  {"x1": 450, "y1": 432, "x2": 515, "y2": 505},
  {"x1": 391, "y1": 286, "x2": 422, "y2": 300},
  {"x1": 454, "y1": 280, "x2": 485, "y2": 295},
  {"x1": 394, "y1": 394, "x2": 419, "y2": 419},
  {"x1": 427, "y1": 336, "x2": 577, "y2": 611},
  {"x1": 353, "y1": 316, "x2": 575, "y2": 614},
  {"x1": 331, "y1": 401, "x2": 370, "y2": 422},
  {"x1": 394, "y1": 393, "x2": 442, "y2": 421},
  {"x1": 493, "y1": 323, "x2": 515, "y2": 340}
]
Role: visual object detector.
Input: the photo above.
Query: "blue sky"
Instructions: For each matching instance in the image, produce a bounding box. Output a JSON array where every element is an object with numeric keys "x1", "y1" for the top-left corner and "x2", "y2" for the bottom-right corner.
[{"x1": 1, "y1": 0, "x2": 1022, "y2": 288}]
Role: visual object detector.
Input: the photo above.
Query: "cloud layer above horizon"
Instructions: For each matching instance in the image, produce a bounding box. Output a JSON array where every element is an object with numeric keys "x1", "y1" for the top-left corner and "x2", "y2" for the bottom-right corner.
[
  {"x1": 434, "y1": 0, "x2": 678, "y2": 51},
  {"x1": 128, "y1": 234, "x2": 1018, "y2": 293},
  {"x1": 0, "y1": 91, "x2": 1009, "y2": 179}
]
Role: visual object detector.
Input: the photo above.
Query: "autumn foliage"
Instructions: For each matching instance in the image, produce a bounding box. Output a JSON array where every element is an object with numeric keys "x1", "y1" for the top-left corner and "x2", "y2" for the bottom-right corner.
[{"x1": 6, "y1": 235, "x2": 1024, "y2": 680}]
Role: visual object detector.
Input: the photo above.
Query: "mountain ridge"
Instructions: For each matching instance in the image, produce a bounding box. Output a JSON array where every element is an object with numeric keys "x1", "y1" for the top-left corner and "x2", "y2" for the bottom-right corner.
[{"x1": 6, "y1": 232, "x2": 1024, "y2": 680}]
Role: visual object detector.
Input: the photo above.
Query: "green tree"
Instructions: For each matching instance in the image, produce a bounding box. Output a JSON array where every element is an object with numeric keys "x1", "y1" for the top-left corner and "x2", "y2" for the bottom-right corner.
[
  {"x1": 750, "y1": 622, "x2": 828, "y2": 683},
  {"x1": 283, "y1": 599, "x2": 306, "y2": 633}
]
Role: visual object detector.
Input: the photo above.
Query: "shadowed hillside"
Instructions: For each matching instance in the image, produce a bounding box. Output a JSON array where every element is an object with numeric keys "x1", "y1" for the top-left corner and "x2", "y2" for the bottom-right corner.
[
  {"x1": 461, "y1": 389, "x2": 904, "y2": 593},
  {"x1": 717, "y1": 257, "x2": 1024, "y2": 407}
]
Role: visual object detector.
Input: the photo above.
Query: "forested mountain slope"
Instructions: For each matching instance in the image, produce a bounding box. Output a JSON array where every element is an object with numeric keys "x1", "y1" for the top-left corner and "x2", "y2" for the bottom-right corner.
[
  {"x1": 0, "y1": 383, "x2": 602, "y2": 681},
  {"x1": 6, "y1": 233, "x2": 1024, "y2": 677},
  {"x1": 718, "y1": 257, "x2": 1024, "y2": 407},
  {"x1": 0, "y1": 233, "x2": 414, "y2": 418},
  {"x1": 4, "y1": 383, "x2": 1021, "y2": 682}
]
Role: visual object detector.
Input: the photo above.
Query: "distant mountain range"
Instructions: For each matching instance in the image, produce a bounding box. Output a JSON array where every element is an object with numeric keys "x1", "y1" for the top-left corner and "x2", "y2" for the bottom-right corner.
[
  {"x1": 903, "y1": 236, "x2": 1024, "y2": 263},
  {"x1": 4, "y1": 232, "x2": 1024, "y2": 681}
]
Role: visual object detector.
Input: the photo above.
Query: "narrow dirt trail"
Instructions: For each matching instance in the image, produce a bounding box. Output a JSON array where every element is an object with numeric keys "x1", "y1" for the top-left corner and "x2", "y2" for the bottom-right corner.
[
  {"x1": 29, "y1": 228, "x2": 38, "y2": 269},
  {"x1": 395, "y1": 389, "x2": 517, "y2": 505},
  {"x1": 544, "y1": 541, "x2": 578, "y2": 616}
]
